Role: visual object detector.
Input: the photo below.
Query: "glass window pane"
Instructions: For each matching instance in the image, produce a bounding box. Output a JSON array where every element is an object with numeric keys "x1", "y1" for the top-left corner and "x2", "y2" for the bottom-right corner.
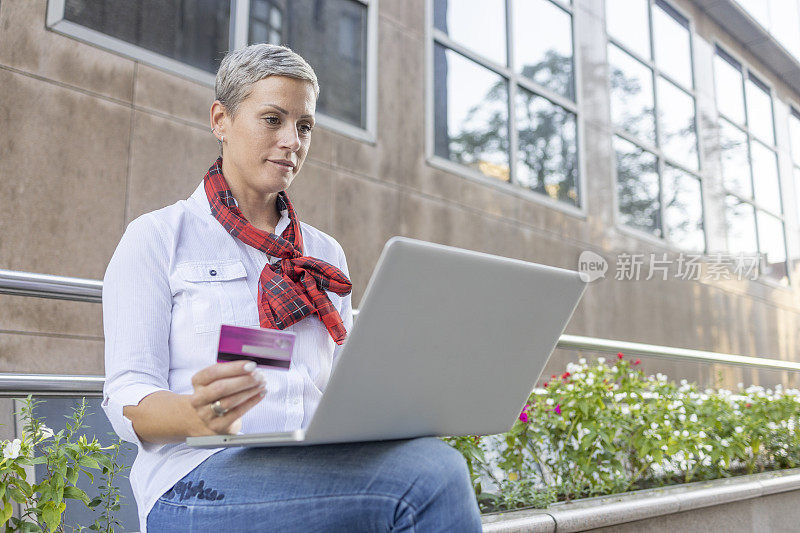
[
  {"x1": 756, "y1": 210, "x2": 788, "y2": 283},
  {"x1": 714, "y1": 51, "x2": 745, "y2": 124},
  {"x1": 795, "y1": 166, "x2": 800, "y2": 220},
  {"x1": 719, "y1": 118, "x2": 751, "y2": 197},
  {"x1": 725, "y1": 196, "x2": 757, "y2": 254},
  {"x1": 514, "y1": 0, "x2": 574, "y2": 100},
  {"x1": 608, "y1": 45, "x2": 656, "y2": 145},
  {"x1": 614, "y1": 136, "x2": 660, "y2": 235},
  {"x1": 751, "y1": 140, "x2": 781, "y2": 214},
  {"x1": 434, "y1": 45, "x2": 510, "y2": 181},
  {"x1": 516, "y1": 88, "x2": 579, "y2": 206},
  {"x1": 789, "y1": 110, "x2": 800, "y2": 165},
  {"x1": 653, "y1": 1, "x2": 692, "y2": 89},
  {"x1": 746, "y1": 76, "x2": 775, "y2": 145},
  {"x1": 606, "y1": 0, "x2": 651, "y2": 60},
  {"x1": 265, "y1": 0, "x2": 367, "y2": 128},
  {"x1": 434, "y1": 0, "x2": 507, "y2": 66},
  {"x1": 663, "y1": 165, "x2": 704, "y2": 251},
  {"x1": 657, "y1": 77, "x2": 697, "y2": 170},
  {"x1": 64, "y1": 0, "x2": 231, "y2": 73}
]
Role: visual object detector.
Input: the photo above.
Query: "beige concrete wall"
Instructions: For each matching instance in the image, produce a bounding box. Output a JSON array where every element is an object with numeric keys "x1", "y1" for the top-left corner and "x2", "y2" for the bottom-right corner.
[{"x1": 1, "y1": 0, "x2": 799, "y2": 389}]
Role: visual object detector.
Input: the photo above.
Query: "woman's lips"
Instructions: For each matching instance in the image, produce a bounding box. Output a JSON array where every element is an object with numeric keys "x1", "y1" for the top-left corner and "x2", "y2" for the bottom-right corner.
[{"x1": 268, "y1": 159, "x2": 294, "y2": 172}]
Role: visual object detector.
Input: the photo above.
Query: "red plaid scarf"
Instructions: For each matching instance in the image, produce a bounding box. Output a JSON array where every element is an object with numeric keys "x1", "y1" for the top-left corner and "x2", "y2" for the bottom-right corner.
[{"x1": 204, "y1": 157, "x2": 352, "y2": 344}]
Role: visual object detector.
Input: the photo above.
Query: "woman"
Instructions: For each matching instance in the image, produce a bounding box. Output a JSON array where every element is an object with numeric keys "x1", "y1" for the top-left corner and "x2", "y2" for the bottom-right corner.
[{"x1": 102, "y1": 44, "x2": 482, "y2": 532}]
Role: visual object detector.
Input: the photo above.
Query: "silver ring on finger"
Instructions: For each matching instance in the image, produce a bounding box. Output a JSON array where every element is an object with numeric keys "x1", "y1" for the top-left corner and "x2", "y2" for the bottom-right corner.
[{"x1": 211, "y1": 400, "x2": 228, "y2": 417}]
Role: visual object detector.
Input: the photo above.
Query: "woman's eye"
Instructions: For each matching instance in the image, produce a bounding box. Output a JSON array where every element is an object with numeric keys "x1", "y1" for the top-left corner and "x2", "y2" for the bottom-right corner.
[
  {"x1": 299, "y1": 124, "x2": 313, "y2": 135},
  {"x1": 264, "y1": 116, "x2": 279, "y2": 125}
]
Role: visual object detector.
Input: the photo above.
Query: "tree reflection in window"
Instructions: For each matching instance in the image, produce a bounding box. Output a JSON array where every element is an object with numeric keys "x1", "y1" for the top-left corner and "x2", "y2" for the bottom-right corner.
[
  {"x1": 516, "y1": 87, "x2": 578, "y2": 206},
  {"x1": 614, "y1": 136, "x2": 660, "y2": 235}
]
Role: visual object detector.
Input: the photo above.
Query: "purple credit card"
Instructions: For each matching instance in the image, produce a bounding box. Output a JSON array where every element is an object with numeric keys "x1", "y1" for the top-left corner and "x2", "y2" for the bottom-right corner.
[{"x1": 217, "y1": 324, "x2": 295, "y2": 370}]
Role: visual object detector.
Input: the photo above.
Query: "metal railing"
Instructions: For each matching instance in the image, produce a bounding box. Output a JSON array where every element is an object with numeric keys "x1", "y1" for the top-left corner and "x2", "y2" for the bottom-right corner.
[{"x1": 2, "y1": 270, "x2": 799, "y2": 397}]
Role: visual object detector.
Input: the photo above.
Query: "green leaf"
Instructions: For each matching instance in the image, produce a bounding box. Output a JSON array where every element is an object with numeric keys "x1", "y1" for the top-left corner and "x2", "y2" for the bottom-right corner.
[
  {"x1": 78, "y1": 456, "x2": 99, "y2": 470},
  {"x1": 63, "y1": 486, "x2": 89, "y2": 504},
  {"x1": 93, "y1": 453, "x2": 112, "y2": 472},
  {"x1": 80, "y1": 469, "x2": 94, "y2": 483},
  {"x1": 41, "y1": 500, "x2": 65, "y2": 533},
  {"x1": 8, "y1": 486, "x2": 27, "y2": 504},
  {"x1": 66, "y1": 466, "x2": 79, "y2": 486},
  {"x1": 1, "y1": 501, "x2": 11, "y2": 526}
]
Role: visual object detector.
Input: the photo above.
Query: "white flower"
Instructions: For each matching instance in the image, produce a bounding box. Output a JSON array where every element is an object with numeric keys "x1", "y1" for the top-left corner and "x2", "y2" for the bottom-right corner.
[
  {"x1": 597, "y1": 357, "x2": 606, "y2": 364},
  {"x1": 586, "y1": 378, "x2": 595, "y2": 386},
  {"x1": 682, "y1": 430, "x2": 689, "y2": 437},
  {"x1": 651, "y1": 422, "x2": 659, "y2": 430},
  {"x1": 546, "y1": 398, "x2": 554, "y2": 406},
  {"x1": 690, "y1": 414, "x2": 698, "y2": 423},
  {"x1": 579, "y1": 358, "x2": 587, "y2": 364},
  {"x1": 40, "y1": 426, "x2": 54, "y2": 439},
  {"x1": 2, "y1": 439, "x2": 21, "y2": 459},
  {"x1": 679, "y1": 414, "x2": 686, "y2": 422},
  {"x1": 735, "y1": 426, "x2": 743, "y2": 434},
  {"x1": 698, "y1": 431, "x2": 707, "y2": 438},
  {"x1": 673, "y1": 430, "x2": 681, "y2": 437}
]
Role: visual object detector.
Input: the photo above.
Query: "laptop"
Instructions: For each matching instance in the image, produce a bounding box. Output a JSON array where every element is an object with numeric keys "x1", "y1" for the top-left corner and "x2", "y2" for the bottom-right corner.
[{"x1": 186, "y1": 236, "x2": 587, "y2": 448}]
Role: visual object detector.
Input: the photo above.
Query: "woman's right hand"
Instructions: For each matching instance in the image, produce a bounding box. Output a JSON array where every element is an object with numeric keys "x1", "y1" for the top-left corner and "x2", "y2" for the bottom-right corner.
[{"x1": 189, "y1": 360, "x2": 268, "y2": 435}]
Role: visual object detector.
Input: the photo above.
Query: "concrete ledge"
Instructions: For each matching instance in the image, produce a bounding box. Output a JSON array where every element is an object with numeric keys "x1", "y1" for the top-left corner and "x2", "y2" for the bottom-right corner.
[{"x1": 480, "y1": 468, "x2": 800, "y2": 532}]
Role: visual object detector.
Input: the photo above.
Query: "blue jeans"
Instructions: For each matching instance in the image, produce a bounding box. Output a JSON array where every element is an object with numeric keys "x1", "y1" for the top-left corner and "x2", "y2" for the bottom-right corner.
[{"x1": 146, "y1": 437, "x2": 482, "y2": 532}]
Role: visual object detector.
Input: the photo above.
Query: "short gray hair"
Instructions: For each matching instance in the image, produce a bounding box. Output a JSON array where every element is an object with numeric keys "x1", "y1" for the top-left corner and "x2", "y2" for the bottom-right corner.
[{"x1": 215, "y1": 44, "x2": 319, "y2": 117}]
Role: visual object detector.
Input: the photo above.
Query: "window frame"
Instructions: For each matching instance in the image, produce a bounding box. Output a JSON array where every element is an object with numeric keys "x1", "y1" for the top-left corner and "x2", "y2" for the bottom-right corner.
[
  {"x1": 712, "y1": 41, "x2": 791, "y2": 286},
  {"x1": 425, "y1": 0, "x2": 587, "y2": 218},
  {"x1": 606, "y1": 0, "x2": 707, "y2": 252},
  {"x1": 45, "y1": 0, "x2": 378, "y2": 143}
]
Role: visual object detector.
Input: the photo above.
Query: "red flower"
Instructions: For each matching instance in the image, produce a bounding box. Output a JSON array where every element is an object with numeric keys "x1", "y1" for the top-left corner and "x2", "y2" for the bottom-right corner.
[
  {"x1": 519, "y1": 411, "x2": 529, "y2": 423},
  {"x1": 634, "y1": 359, "x2": 641, "y2": 365},
  {"x1": 617, "y1": 352, "x2": 624, "y2": 359},
  {"x1": 746, "y1": 403, "x2": 752, "y2": 408},
  {"x1": 543, "y1": 382, "x2": 549, "y2": 388},
  {"x1": 551, "y1": 374, "x2": 557, "y2": 379},
  {"x1": 561, "y1": 371, "x2": 571, "y2": 379},
  {"x1": 554, "y1": 404, "x2": 562, "y2": 415}
]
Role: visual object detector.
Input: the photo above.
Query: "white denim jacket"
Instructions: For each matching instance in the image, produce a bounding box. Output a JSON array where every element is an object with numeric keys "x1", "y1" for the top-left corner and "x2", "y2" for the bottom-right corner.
[{"x1": 102, "y1": 182, "x2": 353, "y2": 532}]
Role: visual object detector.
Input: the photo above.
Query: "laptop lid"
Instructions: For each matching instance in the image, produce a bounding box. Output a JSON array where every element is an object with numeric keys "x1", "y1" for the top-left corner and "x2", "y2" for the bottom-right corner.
[{"x1": 300, "y1": 236, "x2": 586, "y2": 444}]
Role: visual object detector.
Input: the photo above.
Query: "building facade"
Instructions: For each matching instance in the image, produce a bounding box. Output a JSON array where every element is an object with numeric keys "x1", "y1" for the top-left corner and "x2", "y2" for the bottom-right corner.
[{"x1": 2, "y1": 0, "x2": 800, "y2": 391}]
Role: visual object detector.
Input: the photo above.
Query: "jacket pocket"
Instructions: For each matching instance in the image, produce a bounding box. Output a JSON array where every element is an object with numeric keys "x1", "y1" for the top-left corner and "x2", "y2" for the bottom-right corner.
[{"x1": 176, "y1": 260, "x2": 248, "y2": 334}]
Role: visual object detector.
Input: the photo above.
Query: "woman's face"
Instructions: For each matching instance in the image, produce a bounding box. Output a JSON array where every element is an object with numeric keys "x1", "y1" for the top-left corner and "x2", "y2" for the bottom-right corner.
[{"x1": 215, "y1": 76, "x2": 316, "y2": 196}]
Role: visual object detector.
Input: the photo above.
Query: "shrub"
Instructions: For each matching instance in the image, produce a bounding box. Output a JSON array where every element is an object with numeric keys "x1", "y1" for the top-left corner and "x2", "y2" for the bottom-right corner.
[
  {"x1": 0, "y1": 396, "x2": 128, "y2": 532},
  {"x1": 444, "y1": 353, "x2": 800, "y2": 512}
]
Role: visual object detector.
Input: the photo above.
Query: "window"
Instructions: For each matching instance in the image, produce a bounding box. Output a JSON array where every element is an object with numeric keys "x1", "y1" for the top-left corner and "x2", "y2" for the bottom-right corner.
[
  {"x1": 47, "y1": 0, "x2": 374, "y2": 135},
  {"x1": 249, "y1": 0, "x2": 369, "y2": 130},
  {"x1": 607, "y1": 0, "x2": 704, "y2": 250},
  {"x1": 713, "y1": 46, "x2": 788, "y2": 284},
  {"x1": 788, "y1": 107, "x2": 800, "y2": 276},
  {"x1": 53, "y1": 0, "x2": 231, "y2": 76},
  {"x1": 430, "y1": 0, "x2": 581, "y2": 210}
]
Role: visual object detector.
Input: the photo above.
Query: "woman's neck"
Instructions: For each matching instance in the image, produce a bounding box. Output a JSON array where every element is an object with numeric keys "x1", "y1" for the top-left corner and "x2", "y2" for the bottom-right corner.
[{"x1": 222, "y1": 159, "x2": 283, "y2": 234}]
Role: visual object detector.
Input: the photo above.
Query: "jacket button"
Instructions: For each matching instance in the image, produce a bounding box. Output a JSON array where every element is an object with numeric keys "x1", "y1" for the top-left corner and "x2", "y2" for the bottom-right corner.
[{"x1": 209, "y1": 269, "x2": 217, "y2": 276}]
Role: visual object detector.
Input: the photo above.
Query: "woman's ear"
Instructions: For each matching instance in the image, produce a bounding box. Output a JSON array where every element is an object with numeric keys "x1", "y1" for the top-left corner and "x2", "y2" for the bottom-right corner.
[{"x1": 210, "y1": 100, "x2": 228, "y2": 140}]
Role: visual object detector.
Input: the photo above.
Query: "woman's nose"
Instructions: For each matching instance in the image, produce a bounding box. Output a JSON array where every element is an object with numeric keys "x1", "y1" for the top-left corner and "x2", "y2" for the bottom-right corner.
[{"x1": 279, "y1": 124, "x2": 302, "y2": 151}]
